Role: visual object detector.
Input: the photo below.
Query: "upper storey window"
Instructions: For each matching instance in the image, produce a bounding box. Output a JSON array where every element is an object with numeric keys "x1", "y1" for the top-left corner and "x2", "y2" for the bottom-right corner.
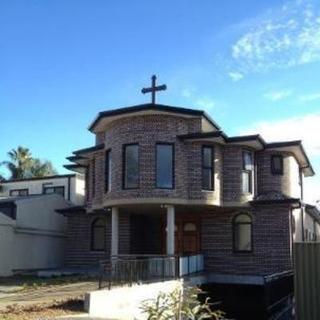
[
  {"x1": 242, "y1": 150, "x2": 253, "y2": 194},
  {"x1": 123, "y1": 144, "x2": 139, "y2": 189},
  {"x1": 202, "y1": 146, "x2": 214, "y2": 190},
  {"x1": 156, "y1": 143, "x2": 174, "y2": 189},
  {"x1": 43, "y1": 185, "x2": 65, "y2": 197},
  {"x1": 105, "y1": 149, "x2": 111, "y2": 192},
  {"x1": 271, "y1": 155, "x2": 283, "y2": 175},
  {"x1": 9, "y1": 189, "x2": 28, "y2": 197}
]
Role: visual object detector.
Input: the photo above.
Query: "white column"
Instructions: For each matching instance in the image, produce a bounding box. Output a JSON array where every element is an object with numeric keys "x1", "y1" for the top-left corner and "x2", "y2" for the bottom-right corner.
[
  {"x1": 111, "y1": 207, "x2": 119, "y2": 257},
  {"x1": 166, "y1": 205, "x2": 175, "y2": 255}
]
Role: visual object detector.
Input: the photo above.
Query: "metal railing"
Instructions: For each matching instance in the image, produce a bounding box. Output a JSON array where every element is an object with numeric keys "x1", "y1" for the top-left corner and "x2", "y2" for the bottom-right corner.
[{"x1": 99, "y1": 254, "x2": 204, "y2": 289}]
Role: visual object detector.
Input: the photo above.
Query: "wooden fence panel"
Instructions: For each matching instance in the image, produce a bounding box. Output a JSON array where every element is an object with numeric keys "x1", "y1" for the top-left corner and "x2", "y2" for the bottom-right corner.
[{"x1": 294, "y1": 243, "x2": 320, "y2": 320}]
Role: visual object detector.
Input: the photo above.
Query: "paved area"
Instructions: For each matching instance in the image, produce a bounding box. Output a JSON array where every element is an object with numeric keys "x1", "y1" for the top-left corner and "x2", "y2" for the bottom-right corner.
[{"x1": 0, "y1": 281, "x2": 98, "y2": 311}]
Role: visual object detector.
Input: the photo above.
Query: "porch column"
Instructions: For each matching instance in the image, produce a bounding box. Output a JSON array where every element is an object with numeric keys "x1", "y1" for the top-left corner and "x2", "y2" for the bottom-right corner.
[
  {"x1": 166, "y1": 205, "x2": 175, "y2": 255},
  {"x1": 111, "y1": 207, "x2": 119, "y2": 257}
]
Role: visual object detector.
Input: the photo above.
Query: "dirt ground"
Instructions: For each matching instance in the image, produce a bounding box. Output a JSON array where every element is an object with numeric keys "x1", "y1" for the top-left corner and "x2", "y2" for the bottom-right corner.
[
  {"x1": 0, "y1": 298, "x2": 85, "y2": 320},
  {"x1": 0, "y1": 276, "x2": 99, "y2": 319}
]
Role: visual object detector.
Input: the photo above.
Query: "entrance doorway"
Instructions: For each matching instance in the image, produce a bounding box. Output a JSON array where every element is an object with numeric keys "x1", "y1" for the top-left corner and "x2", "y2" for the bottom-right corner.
[{"x1": 162, "y1": 216, "x2": 200, "y2": 255}]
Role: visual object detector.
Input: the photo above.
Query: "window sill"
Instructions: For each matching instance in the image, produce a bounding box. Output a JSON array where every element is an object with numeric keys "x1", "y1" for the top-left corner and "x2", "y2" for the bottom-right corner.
[{"x1": 233, "y1": 251, "x2": 253, "y2": 256}]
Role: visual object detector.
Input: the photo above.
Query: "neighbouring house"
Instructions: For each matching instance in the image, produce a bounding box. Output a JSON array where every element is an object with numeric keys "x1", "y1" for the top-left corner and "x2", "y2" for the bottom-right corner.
[
  {"x1": 0, "y1": 174, "x2": 85, "y2": 276},
  {"x1": 0, "y1": 174, "x2": 85, "y2": 205},
  {"x1": 60, "y1": 102, "x2": 317, "y2": 317},
  {"x1": 0, "y1": 194, "x2": 68, "y2": 276}
]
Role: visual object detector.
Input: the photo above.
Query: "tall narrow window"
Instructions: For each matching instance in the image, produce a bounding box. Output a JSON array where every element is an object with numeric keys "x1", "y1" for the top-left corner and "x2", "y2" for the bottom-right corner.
[
  {"x1": 233, "y1": 213, "x2": 252, "y2": 252},
  {"x1": 92, "y1": 158, "x2": 96, "y2": 198},
  {"x1": 85, "y1": 167, "x2": 90, "y2": 201},
  {"x1": 123, "y1": 144, "x2": 139, "y2": 189},
  {"x1": 271, "y1": 155, "x2": 283, "y2": 175},
  {"x1": 202, "y1": 146, "x2": 214, "y2": 190},
  {"x1": 91, "y1": 218, "x2": 106, "y2": 251},
  {"x1": 156, "y1": 143, "x2": 174, "y2": 189},
  {"x1": 242, "y1": 151, "x2": 253, "y2": 194},
  {"x1": 105, "y1": 149, "x2": 111, "y2": 192}
]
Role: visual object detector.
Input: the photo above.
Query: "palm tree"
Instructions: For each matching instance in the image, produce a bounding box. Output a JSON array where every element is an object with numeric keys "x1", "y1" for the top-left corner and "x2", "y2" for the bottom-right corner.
[
  {"x1": 0, "y1": 146, "x2": 58, "y2": 180},
  {"x1": 1, "y1": 146, "x2": 33, "y2": 179},
  {"x1": 29, "y1": 159, "x2": 57, "y2": 177}
]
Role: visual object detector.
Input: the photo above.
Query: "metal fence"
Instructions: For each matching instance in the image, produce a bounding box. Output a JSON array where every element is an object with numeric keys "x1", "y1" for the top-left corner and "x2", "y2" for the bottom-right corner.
[
  {"x1": 294, "y1": 242, "x2": 320, "y2": 320},
  {"x1": 99, "y1": 254, "x2": 204, "y2": 289}
]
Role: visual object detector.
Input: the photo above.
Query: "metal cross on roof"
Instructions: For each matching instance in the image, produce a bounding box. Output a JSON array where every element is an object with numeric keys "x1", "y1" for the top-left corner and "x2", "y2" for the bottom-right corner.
[{"x1": 141, "y1": 75, "x2": 167, "y2": 104}]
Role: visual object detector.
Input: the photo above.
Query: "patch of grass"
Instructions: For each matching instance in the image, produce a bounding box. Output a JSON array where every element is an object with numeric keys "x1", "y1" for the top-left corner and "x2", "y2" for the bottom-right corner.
[{"x1": 0, "y1": 275, "x2": 95, "y2": 292}]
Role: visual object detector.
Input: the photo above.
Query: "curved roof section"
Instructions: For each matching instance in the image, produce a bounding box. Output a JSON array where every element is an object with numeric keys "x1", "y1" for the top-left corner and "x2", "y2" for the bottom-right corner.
[{"x1": 88, "y1": 103, "x2": 221, "y2": 133}]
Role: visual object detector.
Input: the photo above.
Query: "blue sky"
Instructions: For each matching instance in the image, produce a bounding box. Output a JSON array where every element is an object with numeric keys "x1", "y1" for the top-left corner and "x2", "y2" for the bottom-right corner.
[{"x1": 0, "y1": 0, "x2": 319, "y2": 203}]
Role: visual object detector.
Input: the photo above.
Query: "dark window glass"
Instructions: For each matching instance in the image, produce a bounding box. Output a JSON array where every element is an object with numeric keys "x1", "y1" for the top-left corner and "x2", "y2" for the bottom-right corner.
[
  {"x1": 105, "y1": 150, "x2": 111, "y2": 192},
  {"x1": 91, "y1": 218, "x2": 106, "y2": 251},
  {"x1": 9, "y1": 189, "x2": 28, "y2": 197},
  {"x1": 271, "y1": 155, "x2": 283, "y2": 175},
  {"x1": 242, "y1": 150, "x2": 253, "y2": 194},
  {"x1": 43, "y1": 186, "x2": 65, "y2": 197},
  {"x1": 243, "y1": 151, "x2": 253, "y2": 170},
  {"x1": 242, "y1": 171, "x2": 252, "y2": 193},
  {"x1": 202, "y1": 146, "x2": 214, "y2": 190},
  {"x1": 123, "y1": 144, "x2": 139, "y2": 189},
  {"x1": 156, "y1": 144, "x2": 174, "y2": 189},
  {"x1": 85, "y1": 168, "x2": 90, "y2": 201},
  {"x1": 92, "y1": 159, "x2": 96, "y2": 197},
  {"x1": 233, "y1": 214, "x2": 252, "y2": 252}
]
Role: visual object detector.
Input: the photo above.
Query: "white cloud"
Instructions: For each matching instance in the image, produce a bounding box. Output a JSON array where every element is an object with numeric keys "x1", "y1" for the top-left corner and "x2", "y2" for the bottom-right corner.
[
  {"x1": 231, "y1": 0, "x2": 320, "y2": 73},
  {"x1": 240, "y1": 112, "x2": 320, "y2": 204},
  {"x1": 181, "y1": 88, "x2": 193, "y2": 98},
  {"x1": 195, "y1": 98, "x2": 216, "y2": 111},
  {"x1": 264, "y1": 89, "x2": 293, "y2": 101},
  {"x1": 299, "y1": 92, "x2": 320, "y2": 101},
  {"x1": 228, "y1": 72, "x2": 244, "y2": 82},
  {"x1": 241, "y1": 112, "x2": 320, "y2": 156}
]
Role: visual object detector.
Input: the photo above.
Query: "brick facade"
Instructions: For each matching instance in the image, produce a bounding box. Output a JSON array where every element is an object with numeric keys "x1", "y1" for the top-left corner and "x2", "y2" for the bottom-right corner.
[
  {"x1": 64, "y1": 106, "x2": 307, "y2": 278},
  {"x1": 257, "y1": 151, "x2": 301, "y2": 199},
  {"x1": 66, "y1": 205, "x2": 292, "y2": 276},
  {"x1": 201, "y1": 205, "x2": 292, "y2": 275}
]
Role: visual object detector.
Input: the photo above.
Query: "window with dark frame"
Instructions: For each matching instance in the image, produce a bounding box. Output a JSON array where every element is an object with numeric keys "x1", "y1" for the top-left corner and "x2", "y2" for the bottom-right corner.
[
  {"x1": 85, "y1": 167, "x2": 90, "y2": 201},
  {"x1": 92, "y1": 158, "x2": 96, "y2": 197},
  {"x1": 202, "y1": 146, "x2": 214, "y2": 190},
  {"x1": 233, "y1": 213, "x2": 253, "y2": 252},
  {"x1": 123, "y1": 144, "x2": 139, "y2": 189},
  {"x1": 9, "y1": 189, "x2": 29, "y2": 197},
  {"x1": 105, "y1": 149, "x2": 111, "y2": 192},
  {"x1": 242, "y1": 150, "x2": 253, "y2": 194},
  {"x1": 271, "y1": 155, "x2": 283, "y2": 175},
  {"x1": 156, "y1": 143, "x2": 174, "y2": 189},
  {"x1": 43, "y1": 186, "x2": 65, "y2": 197},
  {"x1": 91, "y1": 218, "x2": 106, "y2": 251}
]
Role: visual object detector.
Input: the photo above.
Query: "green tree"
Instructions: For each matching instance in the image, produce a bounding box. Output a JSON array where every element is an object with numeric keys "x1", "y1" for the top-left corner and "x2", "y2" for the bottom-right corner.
[
  {"x1": 1, "y1": 146, "x2": 33, "y2": 179},
  {"x1": 29, "y1": 159, "x2": 57, "y2": 177},
  {"x1": 1, "y1": 146, "x2": 58, "y2": 179}
]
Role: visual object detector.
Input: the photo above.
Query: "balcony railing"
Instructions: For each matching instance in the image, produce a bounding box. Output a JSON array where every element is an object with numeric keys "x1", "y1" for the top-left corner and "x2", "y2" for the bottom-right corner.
[{"x1": 99, "y1": 254, "x2": 204, "y2": 289}]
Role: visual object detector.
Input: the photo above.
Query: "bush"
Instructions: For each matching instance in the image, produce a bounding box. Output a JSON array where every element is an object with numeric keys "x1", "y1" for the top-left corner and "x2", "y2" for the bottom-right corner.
[{"x1": 140, "y1": 286, "x2": 226, "y2": 320}]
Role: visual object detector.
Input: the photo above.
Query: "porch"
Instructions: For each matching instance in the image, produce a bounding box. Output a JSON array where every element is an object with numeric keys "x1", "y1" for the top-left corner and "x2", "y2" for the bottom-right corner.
[{"x1": 100, "y1": 204, "x2": 205, "y2": 288}]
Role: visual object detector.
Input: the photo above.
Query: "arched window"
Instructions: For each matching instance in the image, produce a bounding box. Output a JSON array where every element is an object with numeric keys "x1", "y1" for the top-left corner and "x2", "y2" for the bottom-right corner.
[
  {"x1": 91, "y1": 218, "x2": 106, "y2": 251},
  {"x1": 183, "y1": 222, "x2": 197, "y2": 232},
  {"x1": 233, "y1": 213, "x2": 252, "y2": 252}
]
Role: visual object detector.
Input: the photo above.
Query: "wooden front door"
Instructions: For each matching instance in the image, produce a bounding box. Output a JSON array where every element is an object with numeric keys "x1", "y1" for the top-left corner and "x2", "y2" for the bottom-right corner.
[{"x1": 160, "y1": 216, "x2": 200, "y2": 255}]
